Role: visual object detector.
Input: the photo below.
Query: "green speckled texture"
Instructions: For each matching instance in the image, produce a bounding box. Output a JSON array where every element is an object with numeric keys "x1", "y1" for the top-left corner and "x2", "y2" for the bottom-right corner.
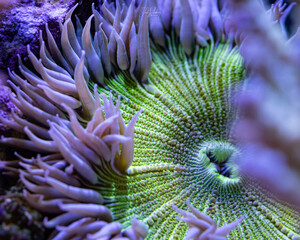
[{"x1": 93, "y1": 39, "x2": 300, "y2": 239}]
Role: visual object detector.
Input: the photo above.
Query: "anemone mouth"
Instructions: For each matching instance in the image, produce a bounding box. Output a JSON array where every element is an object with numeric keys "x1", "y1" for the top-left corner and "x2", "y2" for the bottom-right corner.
[{"x1": 200, "y1": 140, "x2": 240, "y2": 184}]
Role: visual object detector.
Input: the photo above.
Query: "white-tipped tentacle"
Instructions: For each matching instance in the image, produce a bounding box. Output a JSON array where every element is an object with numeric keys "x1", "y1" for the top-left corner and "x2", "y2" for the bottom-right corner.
[
  {"x1": 135, "y1": 10, "x2": 152, "y2": 83},
  {"x1": 74, "y1": 52, "x2": 96, "y2": 118}
]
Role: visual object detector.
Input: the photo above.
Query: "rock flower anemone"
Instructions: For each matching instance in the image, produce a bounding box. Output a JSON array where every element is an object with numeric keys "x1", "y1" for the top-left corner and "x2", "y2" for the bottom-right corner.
[{"x1": 0, "y1": 0, "x2": 300, "y2": 239}]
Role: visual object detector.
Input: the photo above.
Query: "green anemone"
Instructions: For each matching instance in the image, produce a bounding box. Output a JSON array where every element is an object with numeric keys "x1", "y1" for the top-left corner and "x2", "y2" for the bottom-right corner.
[
  {"x1": 96, "y1": 37, "x2": 300, "y2": 239},
  {"x1": 1, "y1": 0, "x2": 300, "y2": 239}
]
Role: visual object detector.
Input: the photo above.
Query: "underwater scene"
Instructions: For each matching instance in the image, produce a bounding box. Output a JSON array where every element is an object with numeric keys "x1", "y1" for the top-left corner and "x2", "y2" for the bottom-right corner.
[{"x1": 0, "y1": 0, "x2": 300, "y2": 239}]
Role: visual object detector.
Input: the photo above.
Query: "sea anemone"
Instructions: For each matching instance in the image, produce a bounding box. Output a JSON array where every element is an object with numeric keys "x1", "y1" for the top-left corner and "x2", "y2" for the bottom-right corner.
[{"x1": 1, "y1": 0, "x2": 300, "y2": 239}]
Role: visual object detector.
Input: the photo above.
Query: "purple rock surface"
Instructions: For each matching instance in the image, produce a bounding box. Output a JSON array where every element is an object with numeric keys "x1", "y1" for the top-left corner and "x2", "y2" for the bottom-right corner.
[{"x1": 0, "y1": 0, "x2": 75, "y2": 71}]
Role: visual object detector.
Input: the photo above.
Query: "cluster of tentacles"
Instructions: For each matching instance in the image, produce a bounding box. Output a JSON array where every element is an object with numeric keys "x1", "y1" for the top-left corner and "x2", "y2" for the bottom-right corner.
[
  {"x1": 0, "y1": 1, "x2": 154, "y2": 238},
  {"x1": 173, "y1": 200, "x2": 244, "y2": 240},
  {"x1": 231, "y1": 0, "x2": 300, "y2": 209},
  {"x1": 0, "y1": 0, "x2": 300, "y2": 239}
]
